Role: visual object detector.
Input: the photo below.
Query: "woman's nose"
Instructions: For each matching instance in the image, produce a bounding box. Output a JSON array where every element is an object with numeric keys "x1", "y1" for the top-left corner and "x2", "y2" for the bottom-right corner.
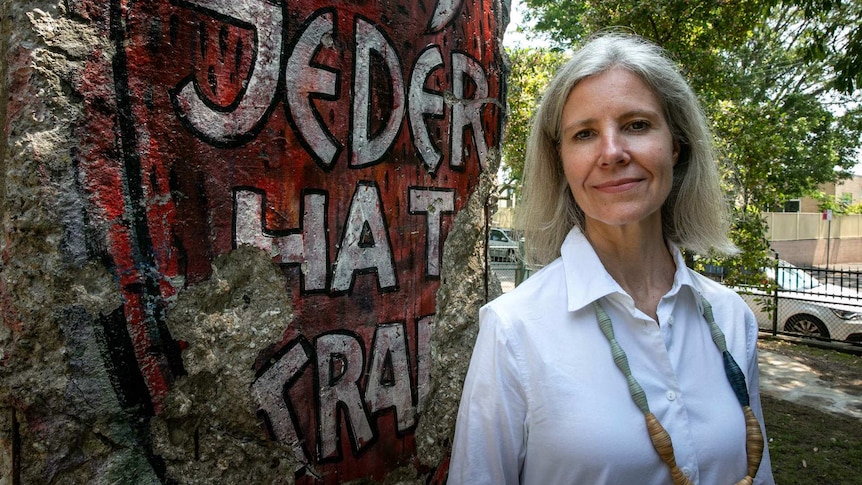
[{"x1": 598, "y1": 132, "x2": 629, "y2": 166}]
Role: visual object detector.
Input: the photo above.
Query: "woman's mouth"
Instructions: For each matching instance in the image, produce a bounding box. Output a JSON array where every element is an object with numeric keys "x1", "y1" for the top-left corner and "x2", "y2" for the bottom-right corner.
[{"x1": 593, "y1": 178, "x2": 642, "y2": 193}]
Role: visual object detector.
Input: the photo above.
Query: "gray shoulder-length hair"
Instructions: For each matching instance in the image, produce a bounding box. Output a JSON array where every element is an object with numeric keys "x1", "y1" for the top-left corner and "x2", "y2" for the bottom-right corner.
[{"x1": 519, "y1": 32, "x2": 737, "y2": 266}]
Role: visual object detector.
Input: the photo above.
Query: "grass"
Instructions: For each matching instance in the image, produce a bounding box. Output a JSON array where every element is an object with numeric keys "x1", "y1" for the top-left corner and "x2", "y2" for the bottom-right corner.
[
  {"x1": 763, "y1": 395, "x2": 862, "y2": 484},
  {"x1": 759, "y1": 339, "x2": 862, "y2": 484}
]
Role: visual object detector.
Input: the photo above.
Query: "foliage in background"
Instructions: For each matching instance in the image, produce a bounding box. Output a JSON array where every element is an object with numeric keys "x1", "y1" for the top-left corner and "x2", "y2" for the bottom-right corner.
[
  {"x1": 814, "y1": 192, "x2": 862, "y2": 214},
  {"x1": 501, "y1": 48, "x2": 567, "y2": 190},
  {"x1": 793, "y1": 0, "x2": 862, "y2": 94},
  {"x1": 515, "y1": 0, "x2": 862, "y2": 278},
  {"x1": 696, "y1": 206, "x2": 777, "y2": 288},
  {"x1": 715, "y1": 6, "x2": 862, "y2": 214},
  {"x1": 521, "y1": 0, "x2": 771, "y2": 96}
]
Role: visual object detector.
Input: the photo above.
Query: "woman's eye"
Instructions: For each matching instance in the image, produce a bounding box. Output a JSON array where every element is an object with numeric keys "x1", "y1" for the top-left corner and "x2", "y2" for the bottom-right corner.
[
  {"x1": 629, "y1": 120, "x2": 651, "y2": 131},
  {"x1": 573, "y1": 130, "x2": 593, "y2": 140}
]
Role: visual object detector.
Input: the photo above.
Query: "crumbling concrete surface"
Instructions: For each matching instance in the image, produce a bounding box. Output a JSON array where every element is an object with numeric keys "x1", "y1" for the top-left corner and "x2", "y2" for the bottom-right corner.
[
  {"x1": 0, "y1": 1, "x2": 165, "y2": 483},
  {"x1": 150, "y1": 247, "x2": 302, "y2": 484},
  {"x1": 1, "y1": 1, "x2": 507, "y2": 483}
]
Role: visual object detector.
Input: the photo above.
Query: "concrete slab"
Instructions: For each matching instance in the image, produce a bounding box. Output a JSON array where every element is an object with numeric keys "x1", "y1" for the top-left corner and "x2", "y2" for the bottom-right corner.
[{"x1": 758, "y1": 349, "x2": 862, "y2": 420}]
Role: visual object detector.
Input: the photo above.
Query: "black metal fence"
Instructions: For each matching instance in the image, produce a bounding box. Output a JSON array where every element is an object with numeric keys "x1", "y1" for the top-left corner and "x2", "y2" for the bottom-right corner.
[{"x1": 734, "y1": 263, "x2": 862, "y2": 346}]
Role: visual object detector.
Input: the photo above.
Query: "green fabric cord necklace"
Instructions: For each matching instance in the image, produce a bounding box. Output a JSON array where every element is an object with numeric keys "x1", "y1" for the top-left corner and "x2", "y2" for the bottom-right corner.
[{"x1": 593, "y1": 297, "x2": 764, "y2": 485}]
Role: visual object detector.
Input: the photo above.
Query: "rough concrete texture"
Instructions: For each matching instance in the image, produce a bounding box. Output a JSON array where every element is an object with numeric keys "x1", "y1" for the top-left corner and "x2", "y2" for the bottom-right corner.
[
  {"x1": 150, "y1": 246, "x2": 301, "y2": 483},
  {"x1": 1, "y1": 2, "x2": 162, "y2": 484},
  {"x1": 1, "y1": 1, "x2": 508, "y2": 483},
  {"x1": 415, "y1": 169, "x2": 503, "y2": 470}
]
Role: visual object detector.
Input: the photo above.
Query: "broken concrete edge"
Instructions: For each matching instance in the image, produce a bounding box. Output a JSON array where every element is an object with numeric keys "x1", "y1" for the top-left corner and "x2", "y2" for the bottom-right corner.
[
  {"x1": 0, "y1": 2, "x2": 152, "y2": 484},
  {"x1": 0, "y1": 2, "x2": 153, "y2": 484}
]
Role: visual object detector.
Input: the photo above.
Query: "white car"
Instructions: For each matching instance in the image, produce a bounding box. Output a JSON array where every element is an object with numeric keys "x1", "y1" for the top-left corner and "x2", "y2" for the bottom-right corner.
[
  {"x1": 488, "y1": 227, "x2": 520, "y2": 262},
  {"x1": 737, "y1": 262, "x2": 862, "y2": 343}
]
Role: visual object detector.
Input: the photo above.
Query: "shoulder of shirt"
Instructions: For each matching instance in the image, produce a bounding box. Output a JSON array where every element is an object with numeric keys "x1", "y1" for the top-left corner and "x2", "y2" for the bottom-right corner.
[{"x1": 482, "y1": 257, "x2": 567, "y2": 322}]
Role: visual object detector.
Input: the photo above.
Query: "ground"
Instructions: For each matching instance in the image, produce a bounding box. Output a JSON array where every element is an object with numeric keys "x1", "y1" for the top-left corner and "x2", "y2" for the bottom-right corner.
[
  {"x1": 759, "y1": 338, "x2": 862, "y2": 396},
  {"x1": 758, "y1": 338, "x2": 862, "y2": 484}
]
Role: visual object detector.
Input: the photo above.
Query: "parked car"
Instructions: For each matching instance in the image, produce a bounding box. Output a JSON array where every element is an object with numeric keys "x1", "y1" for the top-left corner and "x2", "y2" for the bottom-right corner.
[
  {"x1": 736, "y1": 261, "x2": 862, "y2": 343},
  {"x1": 488, "y1": 227, "x2": 520, "y2": 262}
]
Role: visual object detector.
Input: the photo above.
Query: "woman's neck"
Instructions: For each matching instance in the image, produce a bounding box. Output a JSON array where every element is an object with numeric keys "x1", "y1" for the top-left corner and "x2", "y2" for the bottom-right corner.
[{"x1": 585, "y1": 221, "x2": 676, "y2": 321}]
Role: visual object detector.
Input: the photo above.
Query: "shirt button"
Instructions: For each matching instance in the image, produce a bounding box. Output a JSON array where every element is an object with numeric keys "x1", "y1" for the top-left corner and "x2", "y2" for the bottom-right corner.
[
  {"x1": 682, "y1": 467, "x2": 692, "y2": 478},
  {"x1": 666, "y1": 391, "x2": 677, "y2": 401},
  {"x1": 667, "y1": 316, "x2": 674, "y2": 325}
]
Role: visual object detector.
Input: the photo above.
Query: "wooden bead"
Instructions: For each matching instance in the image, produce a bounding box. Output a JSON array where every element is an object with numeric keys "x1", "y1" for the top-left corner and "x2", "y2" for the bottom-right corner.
[
  {"x1": 645, "y1": 414, "x2": 693, "y2": 485},
  {"x1": 743, "y1": 406, "x2": 765, "y2": 477}
]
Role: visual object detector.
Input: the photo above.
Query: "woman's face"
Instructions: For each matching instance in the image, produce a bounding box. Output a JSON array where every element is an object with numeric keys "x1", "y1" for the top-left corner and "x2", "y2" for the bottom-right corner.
[{"x1": 559, "y1": 68, "x2": 679, "y2": 233}]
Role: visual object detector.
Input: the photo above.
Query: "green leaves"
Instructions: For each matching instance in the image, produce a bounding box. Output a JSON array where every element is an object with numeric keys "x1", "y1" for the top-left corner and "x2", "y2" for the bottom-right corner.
[{"x1": 501, "y1": 47, "x2": 567, "y2": 189}]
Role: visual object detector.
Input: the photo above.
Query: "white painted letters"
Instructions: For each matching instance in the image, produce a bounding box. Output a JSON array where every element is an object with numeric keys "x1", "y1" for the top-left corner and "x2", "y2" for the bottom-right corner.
[
  {"x1": 316, "y1": 332, "x2": 374, "y2": 459},
  {"x1": 450, "y1": 52, "x2": 490, "y2": 170},
  {"x1": 171, "y1": 0, "x2": 283, "y2": 144},
  {"x1": 251, "y1": 321, "x2": 434, "y2": 462},
  {"x1": 233, "y1": 189, "x2": 328, "y2": 292},
  {"x1": 251, "y1": 338, "x2": 312, "y2": 469},
  {"x1": 409, "y1": 47, "x2": 446, "y2": 173},
  {"x1": 332, "y1": 183, "x2": 397, "y2": 293},
  {"x1": 172, "y1": 6, "x2": 493, "y2": 174},
  {"x1": 350, "y1": 18, "x2": 405, "y2": 168},
  {"x1": 366, "y1": 322, "x2": 415, "y2": 432},
  {"x1": 285, "y1": 10, "x2": 341, "y2": 168},
  {"x1": 408, "y1": 188, "x2": 454, "y2": 277}
]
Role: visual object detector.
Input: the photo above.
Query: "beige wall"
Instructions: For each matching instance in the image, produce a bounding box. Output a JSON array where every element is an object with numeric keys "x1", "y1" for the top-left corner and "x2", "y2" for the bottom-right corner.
[
  {"x1": 770, "y1": 238, "x2": 862, "y2": 266},
  {"x1": 492, "y1": 206, "x2": 516, "y2": 229},
  {"x1": 765, "y1": 213, "x2": 862, "y2": 241},
  {"x1": 765, "y1": 212, "x2": 862, "y2": 266}
]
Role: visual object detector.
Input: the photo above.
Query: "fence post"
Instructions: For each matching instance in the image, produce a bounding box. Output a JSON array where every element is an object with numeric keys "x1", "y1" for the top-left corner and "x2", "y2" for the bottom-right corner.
[{"x1": 771, "y1": 252, "x2": 780, "y2": 337}]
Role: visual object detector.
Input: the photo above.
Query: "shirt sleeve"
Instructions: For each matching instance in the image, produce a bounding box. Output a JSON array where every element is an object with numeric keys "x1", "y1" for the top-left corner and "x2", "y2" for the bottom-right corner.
[
  {"x1": 744, "y1": 306, "x2": 776, "y2": 485},
  {"x1": 447, "y1": 304, "x2": 529, "y2": 485}
]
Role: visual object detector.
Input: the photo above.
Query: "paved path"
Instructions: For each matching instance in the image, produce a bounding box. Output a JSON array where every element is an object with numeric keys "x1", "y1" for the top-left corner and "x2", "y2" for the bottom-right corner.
[{"x1": 758, "y1": 349, "x2": 862, "y2": 420}]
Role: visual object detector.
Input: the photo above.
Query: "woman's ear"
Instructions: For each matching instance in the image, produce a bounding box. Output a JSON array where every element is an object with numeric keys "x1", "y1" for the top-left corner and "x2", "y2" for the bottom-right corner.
[{"x1": 672, "y1": 139, "x2": 681, "y2": 165}]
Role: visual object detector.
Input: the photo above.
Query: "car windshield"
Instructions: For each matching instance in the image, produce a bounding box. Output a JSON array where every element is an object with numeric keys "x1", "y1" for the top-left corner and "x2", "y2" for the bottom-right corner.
[
  {"x1": 490, "y1": 230, "x2": 508, "y2": 242},
  {"x1": 768, "y1": 266, "x2": 821, "y2": 291}
]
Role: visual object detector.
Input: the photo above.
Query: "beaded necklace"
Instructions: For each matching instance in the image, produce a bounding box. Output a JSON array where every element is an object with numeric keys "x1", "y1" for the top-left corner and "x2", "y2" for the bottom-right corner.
[{"x1": 593, "y1": 296, "x2": 764, "y2": 485}]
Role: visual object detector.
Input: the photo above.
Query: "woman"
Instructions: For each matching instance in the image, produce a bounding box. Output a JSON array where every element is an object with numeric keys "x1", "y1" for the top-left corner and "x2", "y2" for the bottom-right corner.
[{"x1": 448, "y1": 33, "x2": 774, "y2": 484}]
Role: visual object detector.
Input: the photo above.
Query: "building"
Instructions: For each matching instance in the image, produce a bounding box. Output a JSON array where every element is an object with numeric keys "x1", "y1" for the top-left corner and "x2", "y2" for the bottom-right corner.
[{"x1": 788, "y1": 175, "x2": 862, "y2": 213}]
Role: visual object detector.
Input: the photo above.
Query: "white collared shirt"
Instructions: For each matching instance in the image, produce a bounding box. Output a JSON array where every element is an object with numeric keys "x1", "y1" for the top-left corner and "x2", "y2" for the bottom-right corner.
[{"x1": 448, "y1": 227, "x2": 774, "y2": 484}]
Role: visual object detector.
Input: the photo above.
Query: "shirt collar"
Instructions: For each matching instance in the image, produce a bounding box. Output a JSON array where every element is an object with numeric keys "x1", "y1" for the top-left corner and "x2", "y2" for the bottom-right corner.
[{"x1": 560, "y1": 226, "x2": 702, "y2": 313}]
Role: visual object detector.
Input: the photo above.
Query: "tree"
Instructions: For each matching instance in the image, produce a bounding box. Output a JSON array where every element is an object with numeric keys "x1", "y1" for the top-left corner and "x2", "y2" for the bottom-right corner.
[
  {"x1": 501, "y1": 47, "x2": 567, "y2": 189},
  {"x1": 522, "y1": 0, "x2": 771, "y2": 96},
  {"x1": 710, "y1": 6, "x2": 862, "y2": 283},
  {"x1": 793, "y1": 0, "x2": 862, "y2": 93}
]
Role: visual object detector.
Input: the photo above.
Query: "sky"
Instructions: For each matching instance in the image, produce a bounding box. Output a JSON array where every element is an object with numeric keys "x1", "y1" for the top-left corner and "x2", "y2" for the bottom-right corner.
[{"x1": 503, "y1": 0, "x2": 542, "y2": 48}]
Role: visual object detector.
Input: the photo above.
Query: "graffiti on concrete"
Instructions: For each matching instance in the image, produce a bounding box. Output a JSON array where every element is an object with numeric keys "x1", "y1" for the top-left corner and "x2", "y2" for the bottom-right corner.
[{"x1": 79, "y1": 0, "x2": 502, "y2": 481}]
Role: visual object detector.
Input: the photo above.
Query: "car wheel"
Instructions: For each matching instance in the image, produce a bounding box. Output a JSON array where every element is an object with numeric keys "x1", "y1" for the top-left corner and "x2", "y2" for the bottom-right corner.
[{"x1": 784, "y1": 314, "x2": 830, "y2": 340}]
